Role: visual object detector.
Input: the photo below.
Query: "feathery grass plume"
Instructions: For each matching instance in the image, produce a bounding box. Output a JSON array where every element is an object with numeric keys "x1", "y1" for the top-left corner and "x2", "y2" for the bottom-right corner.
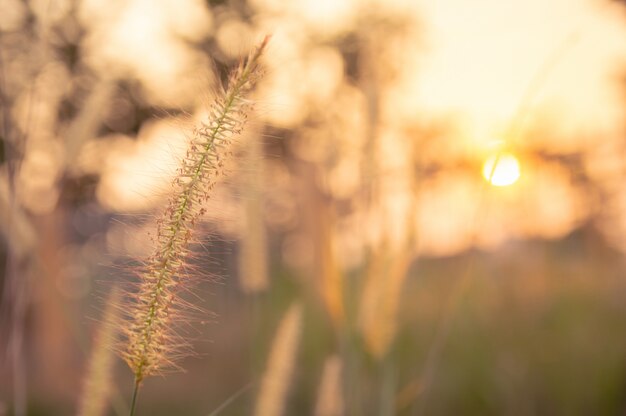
[
  {"x1": 318, "y1": 205, "x2": 344, "y2": 328},
  {"x1": 314, "y1": 354, "x2": 344, "y2": 416},
  {"x1": 254, "y1": 302, "x2": 303, "y2": 416},
  {"x1": 238, "y1": 129, "x2": 269, "y2": 293},
  {"x1": 358, "y1": 243, "x2": 412, "y2": 359},
  {"x1": 121, "y1": 36, "x2": 269, "y2": 412},
  {"x1": 78, "y1": 286, "x2": 122, "y2": 416}
]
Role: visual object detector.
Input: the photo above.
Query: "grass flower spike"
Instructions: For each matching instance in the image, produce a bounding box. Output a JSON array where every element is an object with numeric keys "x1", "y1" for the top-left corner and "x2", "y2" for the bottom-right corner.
[
  {"x1": 121, "y1": 37, "x2": 269, "y2": 414},
  {"x1": 254, "y1": 302, "x2": 303, "y2": 416},
  {"x1": 78, "y1": 286, "x2": 122, "y2": 416}
]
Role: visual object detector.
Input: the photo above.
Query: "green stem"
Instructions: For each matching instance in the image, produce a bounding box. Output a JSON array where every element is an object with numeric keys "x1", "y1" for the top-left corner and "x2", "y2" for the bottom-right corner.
[{"x1": 129, "y1": 378, "x2": 141, "y2": 416}]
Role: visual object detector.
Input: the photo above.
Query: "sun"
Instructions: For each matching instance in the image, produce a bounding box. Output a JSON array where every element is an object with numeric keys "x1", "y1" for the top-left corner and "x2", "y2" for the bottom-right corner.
[{"x1": 482, "y1": 152, "x2": 521, "y2": 187}]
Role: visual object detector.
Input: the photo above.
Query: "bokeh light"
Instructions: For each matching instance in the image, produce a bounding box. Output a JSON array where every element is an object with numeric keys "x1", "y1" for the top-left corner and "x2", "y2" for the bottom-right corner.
[{"x1": 482, "y1": 153, "x2": 521, "y2": 187}]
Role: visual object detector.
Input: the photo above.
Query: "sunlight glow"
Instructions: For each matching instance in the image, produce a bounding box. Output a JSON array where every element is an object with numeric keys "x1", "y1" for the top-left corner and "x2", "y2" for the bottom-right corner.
[{"x1": 482, "y1": 153, "x2": 521, "y2": 187}]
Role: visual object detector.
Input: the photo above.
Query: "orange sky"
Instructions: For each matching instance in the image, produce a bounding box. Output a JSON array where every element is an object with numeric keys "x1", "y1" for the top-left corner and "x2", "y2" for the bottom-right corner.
[
  {"x1": 390, "y1": 0, "x2": 626, "y2": 149},
  {"x1": 70, "y1": 0, "x2": 626, "y2": 255}
]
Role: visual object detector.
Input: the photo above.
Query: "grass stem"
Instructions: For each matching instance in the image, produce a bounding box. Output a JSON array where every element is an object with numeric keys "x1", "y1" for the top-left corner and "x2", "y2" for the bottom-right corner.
[{"x1": 129, "y1": 379, "x2": 140, "y2": 416}]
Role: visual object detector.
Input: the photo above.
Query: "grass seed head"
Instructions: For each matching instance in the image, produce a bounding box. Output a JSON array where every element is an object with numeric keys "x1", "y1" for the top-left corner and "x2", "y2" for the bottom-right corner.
[{"x1": 121, "y1": 37, "x2": 269, "y2": 383}]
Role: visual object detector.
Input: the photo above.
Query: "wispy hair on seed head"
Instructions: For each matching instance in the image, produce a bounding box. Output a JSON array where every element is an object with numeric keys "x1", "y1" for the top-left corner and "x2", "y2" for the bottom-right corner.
[{"x1": 120, "y1": 36, "x2": 270, "y2": 385}]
